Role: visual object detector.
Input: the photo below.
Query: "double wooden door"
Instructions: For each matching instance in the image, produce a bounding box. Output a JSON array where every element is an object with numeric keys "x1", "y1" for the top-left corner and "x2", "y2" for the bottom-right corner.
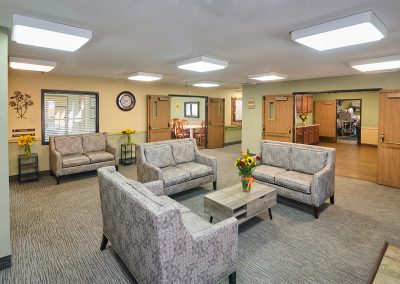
[
  {"x1": 314, "y1": 101, "x2": 336, "y2": 140},
  {"x1": 263, "y1": 95, "x2": 293, "y2": 142},
  {"x1": 147, "y1": 95, "x2": 171, "y2": 142},
  {"x1": 378, "y1": 90, "x2": 400, "y2": 188},
  {"x1": 207, "y1": 98, "x2": 225, "y2": 148}
]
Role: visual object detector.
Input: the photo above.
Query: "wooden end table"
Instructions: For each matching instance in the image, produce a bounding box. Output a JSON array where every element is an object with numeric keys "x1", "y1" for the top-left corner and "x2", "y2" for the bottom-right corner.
[
  {"x1": 204, "y1": 182, "x2": 277, "y2": 224},
  {"x1": 18, "y1": 153, "x2": 39, "y2": 184}
]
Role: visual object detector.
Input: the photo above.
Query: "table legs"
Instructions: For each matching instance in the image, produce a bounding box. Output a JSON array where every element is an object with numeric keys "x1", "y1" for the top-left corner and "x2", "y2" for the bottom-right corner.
[
  {"x1": 268, "y1": 208, "x2": 272, "y2": 220},
  {"x1": 189, "y1": 128, "x2": 194, "y2": 138},
  {"x1": 209, "y1": 216, "x2": 213, "y2": 223}
]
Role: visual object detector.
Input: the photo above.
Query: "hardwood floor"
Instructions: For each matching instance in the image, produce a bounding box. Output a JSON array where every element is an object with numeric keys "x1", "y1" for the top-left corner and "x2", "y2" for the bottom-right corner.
[{"x1": 318, "y1": 142, "x2": 378, "y2": 182}]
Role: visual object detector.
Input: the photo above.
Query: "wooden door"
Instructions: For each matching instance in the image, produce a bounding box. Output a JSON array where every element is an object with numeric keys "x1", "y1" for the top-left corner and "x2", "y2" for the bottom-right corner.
[
  {"x1": 207, "y1": 98, "x2": 225, "y2": 148},
  {"x1": 147, "y1": 95, "x2": 171, "y2": 142},
  {"x1": 314, "y1": 101, "x2": 336, "y2": 140},
  {"x1": 263, "y1": 95, "x2": 294, "y2": 142},
  {"x1": 378, "y1": 90, "x2": 400, "y2": 188}
]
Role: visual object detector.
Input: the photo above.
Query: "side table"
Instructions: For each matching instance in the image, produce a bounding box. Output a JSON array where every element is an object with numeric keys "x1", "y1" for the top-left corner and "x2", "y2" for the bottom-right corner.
[
  {"x1": 120, "y1": 143, "x2": 136, "y2": 166},
  {"x1": 18, "y1": 153, "x2": 39, "y2": 184}
]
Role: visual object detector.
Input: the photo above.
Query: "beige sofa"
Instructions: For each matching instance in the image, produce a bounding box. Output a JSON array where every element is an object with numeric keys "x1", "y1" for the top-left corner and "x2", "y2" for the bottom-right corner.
[
  {"x1": 253, "y1": 140, "x2": 336, "y2": 218},
  {"x1": 49, "y1": 133, "x2": 117, "y2": 184}
]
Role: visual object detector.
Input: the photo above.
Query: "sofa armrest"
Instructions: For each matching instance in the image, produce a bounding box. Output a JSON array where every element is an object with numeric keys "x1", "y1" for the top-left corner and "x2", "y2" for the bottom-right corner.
[
  {"x1": 143, "y1": 180, "x2": 165, "y2": 196},
  {"x1": 311, "y1": 165, "x2": 335, "y2": 207},
  {"x1": 49, "y1": 149, "x2": 62, "y2": 176},
  {"x1": 195, "y1": 153, "x2": 217, "y2": 179},
  {"x1": 106, "y1": 143, "x2": 118, "y2": 162},
  {"x1": 191, "y1": 217, "x2": 238, "y2": 275},
  {"x1": 138, "y1": 161, "x2": 162, "y2": 183}
]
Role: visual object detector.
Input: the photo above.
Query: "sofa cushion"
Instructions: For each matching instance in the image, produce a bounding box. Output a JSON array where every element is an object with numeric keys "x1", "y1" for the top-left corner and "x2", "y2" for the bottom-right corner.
[
  {"x1": 158, "y1": 195, "x2": 191, "y2": 213},
  {"x1": 161, "y1": 167, "x2": 191, "y2": 187},
  {"x1": 86, "y1": 151, "x2": 114, "y2": 163},
  {"x1": 144, "y1": 144, "x2": 175, "y2": 168},
  {"x1": 181, "y1": 212, "x2": 213, "y2": 234},
  {"x1": 55, "y1": 136, "x2": 83, "y2": 156},
  {"x1": 82, "y1": 134, "x2": 107, "y2": 153},
  {"x1": 261, "y1": 143, "x2": 291, "y2": 169},
  {"x1": 253, "y1": 165, "x2": 287, "y2": 183},
  {"x1": 275, "y1": 171, "x2": 313, "y2": 194},
  {"x1": 62, "y1": 154, "x2": 90, "y2": 168},
  {"x1": 290, "y1": 147, "x2": 327, "y2": 175},
  {"x1": 171, "y1": 141, "x2": 195, "y2": 164},
  {"x1": 176, "y1": 162, "x2": 212, "y2": 179}
]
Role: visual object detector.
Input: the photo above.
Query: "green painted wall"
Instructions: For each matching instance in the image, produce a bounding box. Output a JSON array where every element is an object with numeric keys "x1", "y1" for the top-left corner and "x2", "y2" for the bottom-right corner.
[
  {"x1": 170, "y1": 96, "x2": 206, "y2": 124},
  {"x1": 0, "y1": 27, "x2": 11, "y2": 260},
  {"x1": 242, "y1": 72, "x2": 400, "y2": 151}
]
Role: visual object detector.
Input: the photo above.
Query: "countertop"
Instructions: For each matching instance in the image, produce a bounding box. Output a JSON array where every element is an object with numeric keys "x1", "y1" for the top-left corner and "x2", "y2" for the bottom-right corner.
[{"x1": 296, "y1": 124, "x2": 320, "y2": 128}]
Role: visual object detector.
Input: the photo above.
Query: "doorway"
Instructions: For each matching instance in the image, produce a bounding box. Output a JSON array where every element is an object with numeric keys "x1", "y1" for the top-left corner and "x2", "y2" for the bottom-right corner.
[{"x1": 336, "y1": 99, "x2": 362, "y2": 144}]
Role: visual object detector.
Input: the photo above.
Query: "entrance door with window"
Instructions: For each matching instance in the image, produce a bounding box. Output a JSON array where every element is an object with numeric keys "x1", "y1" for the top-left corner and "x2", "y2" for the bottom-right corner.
[
  {"x1": 147, "y1": 95, "x2": 171, "y2": 142},
  {"x1": 263, "y1": 95, "x2": 293, "y2": 142},
  {"x1": 207, "y1": 98, "x2": 225, "y2": 148},
  {"x1": 314, "y1": 101, "x2": 336, "y2": 141},
  {"x1": 378, "y1": 90, "x2": 400, "y2": 188}
]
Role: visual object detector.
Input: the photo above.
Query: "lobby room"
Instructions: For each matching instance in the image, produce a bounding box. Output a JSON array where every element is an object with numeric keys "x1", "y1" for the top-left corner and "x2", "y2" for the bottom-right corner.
[{"x1": 1, "y1": 1, "x2": 400, "y2": 283}]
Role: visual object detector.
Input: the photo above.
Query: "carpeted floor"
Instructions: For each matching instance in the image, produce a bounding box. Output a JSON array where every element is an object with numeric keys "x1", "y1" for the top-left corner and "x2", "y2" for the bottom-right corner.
[{"x1": 1, "y1": 144, "x2": 400, "y2": 284}]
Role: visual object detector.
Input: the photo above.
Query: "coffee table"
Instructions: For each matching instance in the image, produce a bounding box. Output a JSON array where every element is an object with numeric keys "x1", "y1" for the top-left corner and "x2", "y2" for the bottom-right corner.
[{"x1": 204, "y1": 182, "x2": 277, "y2": 224}]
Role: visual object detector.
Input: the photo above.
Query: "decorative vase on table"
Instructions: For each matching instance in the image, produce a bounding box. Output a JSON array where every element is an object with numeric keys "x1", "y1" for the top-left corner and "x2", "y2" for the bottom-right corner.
[
  {"x1": 235, "y1": 149, "x2": 261, "y2": 192},
  {"x1": 299, "y1": 113, "x2": 309, "y2": 127},
  {"x1": 121, "y1": 128, "x2": 135, "y2": 144},
  {"x1": 18, "y1": 135, "x2": 35, "y2": 156}
]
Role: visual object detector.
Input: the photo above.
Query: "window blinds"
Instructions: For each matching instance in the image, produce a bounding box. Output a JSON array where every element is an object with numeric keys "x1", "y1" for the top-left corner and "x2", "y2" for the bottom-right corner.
[{"x1": 43, "y1": 91, "x2": 98, "y2": 143}]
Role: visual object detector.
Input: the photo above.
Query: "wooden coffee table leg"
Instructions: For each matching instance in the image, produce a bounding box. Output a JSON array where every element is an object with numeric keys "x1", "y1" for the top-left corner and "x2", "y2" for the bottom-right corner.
[
  {"x1": 268, "y1": 208, "x2": 272, "y2": 220},
  {"x1": 209, "y1": 216, "x2": 213, "y2": 223}
]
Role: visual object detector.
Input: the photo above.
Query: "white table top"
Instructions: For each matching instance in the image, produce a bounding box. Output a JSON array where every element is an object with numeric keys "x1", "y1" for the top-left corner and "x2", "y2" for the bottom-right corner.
[{"x1": 182, "y1": 125, "x2": 202, "y2": 129}]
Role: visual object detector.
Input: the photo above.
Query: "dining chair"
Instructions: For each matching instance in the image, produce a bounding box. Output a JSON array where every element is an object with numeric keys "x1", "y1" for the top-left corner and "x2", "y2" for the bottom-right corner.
[
  {"x1": 194, "y1": 120, "x2": 206, "y2": 146},
  {"x1": 171, "y1": 118, "x2": 180, "y2": 139},
  {"x1": 175, "y1": 120, "x2": 190, "y2": 139}
]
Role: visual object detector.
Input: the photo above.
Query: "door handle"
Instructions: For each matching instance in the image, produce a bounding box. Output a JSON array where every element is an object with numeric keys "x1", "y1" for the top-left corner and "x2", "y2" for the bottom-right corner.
[{"x1": 380, "y1": 134, "x2": 384, "y2": 143}]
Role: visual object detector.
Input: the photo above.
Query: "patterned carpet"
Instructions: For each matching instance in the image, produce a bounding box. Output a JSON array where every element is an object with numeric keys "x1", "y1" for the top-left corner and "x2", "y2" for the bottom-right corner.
[{"x1": 1, "y1": 144, "x2": 400, "y2": 284}]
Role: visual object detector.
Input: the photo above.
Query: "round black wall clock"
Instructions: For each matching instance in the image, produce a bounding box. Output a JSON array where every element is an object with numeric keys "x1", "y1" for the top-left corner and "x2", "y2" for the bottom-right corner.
[{"x1": 116, "y1": 91, "x2": 136, "y2": 111}]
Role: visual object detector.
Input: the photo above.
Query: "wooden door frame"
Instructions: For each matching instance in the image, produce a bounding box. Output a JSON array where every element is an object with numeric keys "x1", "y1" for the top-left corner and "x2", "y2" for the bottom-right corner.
[
  {"x1": 168, "y1": 94, "x2": 209, "y2": 147},
  {"x1": 262, "y1": 94, "x2": 295, "y2": 143},
  {"x1": 335, "y1": 98, "x2": 362, "y2": 144},
  {"x1": 207, "y1": 97, "x2": 225, "y2": 148}
]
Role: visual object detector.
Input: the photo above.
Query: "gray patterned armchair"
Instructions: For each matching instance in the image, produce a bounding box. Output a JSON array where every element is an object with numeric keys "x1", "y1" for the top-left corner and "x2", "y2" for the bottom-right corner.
[
  {"x1": 253, "y1": 140, "x2": 336, "y2": 218},
  {"x1": 49, "y1": 132, "x2": 117, "y2": 184},
  {"x1": 98, "y1": 166, "x2": 238, "y2": 284},
  {"x1": 136, "y1": 138, "x2": 217, "y2": 195}
]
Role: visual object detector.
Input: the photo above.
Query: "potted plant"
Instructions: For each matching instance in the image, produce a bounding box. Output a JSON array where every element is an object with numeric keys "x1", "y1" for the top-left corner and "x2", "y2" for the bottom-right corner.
[
  {"x1": 121, "y1": 128, "x2": 135, "y2": 144},
  {"x1": 299, "y1": 113, "x2": 309, "y2": 126},
  {"x1": 235, "y1": 149, "x2": 260, "y2": 192},
  {"x1": 18, "y1": 135, "x2": 36, "y2": 155}
]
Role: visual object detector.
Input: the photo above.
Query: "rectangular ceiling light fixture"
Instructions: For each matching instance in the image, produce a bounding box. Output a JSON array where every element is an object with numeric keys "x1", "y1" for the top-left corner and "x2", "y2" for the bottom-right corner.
[
  {"x1": 177, "y1": 56, "x2": 228, "y2": 72},
  {"x1": 248, "y1": 72, "x2": 288, "y2": 81},
  {"x1": 291, "y1": 11, "x2": 387, "y2": 51},
  {"x1": 192, "y1": 81, "x2": 220, "y2": 88},
  {"x1": 350, "y1": 55, "x2": 400, "y2": 72},
  {"x1": 12, "y1": 14, "x2": 92, "y2": 52},
  {"x1": 128, "y1": 72, "x2": 163, "y2": 81},
  {"x1": 9, "y1": 57, "x2": 56, "y2": 72}
]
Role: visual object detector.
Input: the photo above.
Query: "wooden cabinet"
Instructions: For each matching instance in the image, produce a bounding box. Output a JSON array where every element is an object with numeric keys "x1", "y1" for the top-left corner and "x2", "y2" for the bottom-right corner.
[
  {"x1": 296, "y1": 95, "x2": 313, "y2": 113},
  {"x1": 296, "y1": 125, "x2": 319, "y2": 145}
]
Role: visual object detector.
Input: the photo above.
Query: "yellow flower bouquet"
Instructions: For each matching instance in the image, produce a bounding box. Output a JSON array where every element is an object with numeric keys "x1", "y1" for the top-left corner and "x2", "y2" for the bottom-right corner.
[
  {"x1": 299, "y1": 113, "x2": 309, "y2": 126},
  {"x1": 18, "y1": 135, "x2": 36, "y2": 155},
  {"x1": 234, "y1": 149, "x2": 261, "y2": 192},
  {"x1": 121, "y1": 128, "x2": 135, "y2": 144}
]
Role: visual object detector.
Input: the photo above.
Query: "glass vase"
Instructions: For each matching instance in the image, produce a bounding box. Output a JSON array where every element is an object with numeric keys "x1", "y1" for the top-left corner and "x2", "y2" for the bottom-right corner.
[
  {"x1": 24, "y1": 144, "x2": 31, "y2": 156},
  {"x1": 241, "y1": 175, "x2": 253, "y2": 192},
  {"x1": 126, "y1": 134, "x2": 131, "y2": 144}
]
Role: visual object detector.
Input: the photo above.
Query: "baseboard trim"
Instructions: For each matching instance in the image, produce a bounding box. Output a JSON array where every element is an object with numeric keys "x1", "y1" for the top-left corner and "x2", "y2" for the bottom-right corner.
[
  {"x1": 0, "y1": 255, "x2": 11, "y2": 270},
  {"x1": 9, "y1": 170, "x2": 50, "y2": 181},
  {"x1": 224, "y1": 141, "x2": 241, "y2": 147}
]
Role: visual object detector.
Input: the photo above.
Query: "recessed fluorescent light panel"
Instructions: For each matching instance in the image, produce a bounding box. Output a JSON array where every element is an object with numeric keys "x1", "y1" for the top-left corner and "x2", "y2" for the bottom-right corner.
[
  {"x1": 128, "y1": 72, "x2": 163, "y2": 81},
  {"x1": 12, "y1": 14, "x2": 92, "y2": 52},
  {"x1": 248, "y1": 72, "x2": 288, "y2": 81},
  {"x1": 9, "y1": 57, "x2": 56, "y2": 72},
  {"x1": 177, "y1": 56, "x2": 228, "y2": 72},
  {"x1": 350, "y1": 55, "x2": 400, "y2": 72},
  {"x1": 193, "y1": 81, "x2": 220, "y2": 88},
  {"x1": 291, "y1": 11, "x2": 387, "y2": 51}
]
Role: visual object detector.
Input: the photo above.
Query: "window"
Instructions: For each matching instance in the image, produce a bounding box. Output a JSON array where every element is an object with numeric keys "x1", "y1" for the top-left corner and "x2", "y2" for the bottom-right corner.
[
  {"x1": 268, "y1": 101, "x2": 275, "y2": 120},
  {"x1": 231, "y1": 97, "x2": 242, "y2": 124},
  {"x1": 184, "y1": 102, "x2": 200, "y2": 118},
  {"x1": 41, "y1": 90, "x2": 99, "y2": 144}
]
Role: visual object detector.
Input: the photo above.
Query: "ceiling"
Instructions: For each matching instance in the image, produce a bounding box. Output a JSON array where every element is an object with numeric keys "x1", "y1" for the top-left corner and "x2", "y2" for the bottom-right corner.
[{"x1": 1, "y1": 0, "x2": 400, "y2": 88}]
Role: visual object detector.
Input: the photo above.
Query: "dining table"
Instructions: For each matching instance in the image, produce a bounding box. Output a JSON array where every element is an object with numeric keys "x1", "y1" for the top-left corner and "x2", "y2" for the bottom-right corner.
[{"x1": 182, "y1": 124, "x2": 202, "y2": 138}]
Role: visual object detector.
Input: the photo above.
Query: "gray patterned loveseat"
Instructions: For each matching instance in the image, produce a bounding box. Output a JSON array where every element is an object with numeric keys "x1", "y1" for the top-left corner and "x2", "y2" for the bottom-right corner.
[
  {"x1": 98, "y1": 166, "x2": 238, "y2": 284},
  {"x1": 49, "y1": 132, "x2": 117, "y2": 184},
  {"x1": 253, "y1": 140, "x2": 336, "y2": 218},
  {"x1": 136, "y1": 138, "x2": 217, "y2": 195}
]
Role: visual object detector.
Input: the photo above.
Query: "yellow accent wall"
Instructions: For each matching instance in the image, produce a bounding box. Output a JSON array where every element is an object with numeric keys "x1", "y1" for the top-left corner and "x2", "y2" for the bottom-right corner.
[
  {"x1": 242, "y1": 72, "x2": 400, "y2": 151},
  {"x1": 8, "y1": 71, "x2": 241, "y2": 176}
]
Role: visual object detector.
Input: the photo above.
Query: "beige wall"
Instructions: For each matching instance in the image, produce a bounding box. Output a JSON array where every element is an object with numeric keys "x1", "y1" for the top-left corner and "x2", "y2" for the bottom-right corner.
[
  {"x1": 1, "y1": 28, "x2": 12, "y2": 260},
  {"x1": 242, "y1": 72, "x2": 400, "y2": 152},
  {"x1": 8, "y1": 71, "x2": 241, "y2": 176}
]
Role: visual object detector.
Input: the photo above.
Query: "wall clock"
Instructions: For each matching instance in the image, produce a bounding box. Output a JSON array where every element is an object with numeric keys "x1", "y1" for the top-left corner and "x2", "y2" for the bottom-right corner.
[{"x1": 116, "y1": 91, "x2": 136, "y2": 111}]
